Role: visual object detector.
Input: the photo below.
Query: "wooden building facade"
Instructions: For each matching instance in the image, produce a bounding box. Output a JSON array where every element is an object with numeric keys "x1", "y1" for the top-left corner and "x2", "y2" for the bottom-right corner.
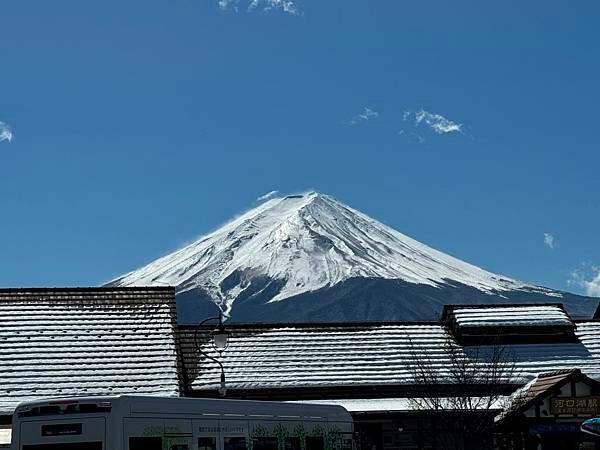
[
  {"x1": 0, "y1": 288, "x2": 599, "y2": 449},
  {"x1": 181, "y1": 304, "x2": 600, "y2": 450}
]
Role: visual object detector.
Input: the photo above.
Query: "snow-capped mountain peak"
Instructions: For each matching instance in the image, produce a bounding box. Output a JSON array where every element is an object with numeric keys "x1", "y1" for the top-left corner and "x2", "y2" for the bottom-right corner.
[{"x1": 111, "y1": 192, "x2": 561, "y2": 320}]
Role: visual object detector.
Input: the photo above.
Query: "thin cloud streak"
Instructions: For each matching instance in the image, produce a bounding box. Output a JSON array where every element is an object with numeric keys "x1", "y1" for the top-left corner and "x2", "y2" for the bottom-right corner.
[
  {"x1": 257, "y1": 190, "x2": 279, "y2": 201},
  {"x1": 0, "y1": 122, "x2": 12, "y2": 143},
  {"x1": 219, "y1": 0, "x2": 301, "y2": 15},
  {"x1": 349, "y1": 107, "x2": 379, "y2": 125}
]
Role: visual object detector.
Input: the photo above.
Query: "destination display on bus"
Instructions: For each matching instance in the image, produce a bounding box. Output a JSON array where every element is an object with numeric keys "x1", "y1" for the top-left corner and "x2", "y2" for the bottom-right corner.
[{"x1": 41, "y1": 423, "x2": 83, "y2": 437}]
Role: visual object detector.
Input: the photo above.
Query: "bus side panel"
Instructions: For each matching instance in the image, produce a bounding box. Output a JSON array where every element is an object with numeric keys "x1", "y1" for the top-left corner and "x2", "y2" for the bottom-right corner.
[
  {"x1": 218, "y1": 419, "x2": 248, "y2": 450},
  {"x1": 123, "y1": 418, "x2": 163, "y2": 450},
  {"x1": 164, "y1": 419, "x2": 193, "y2": 450},
  {"x1": 193, "y1": 419, "x2": 221, "y2": 450}
]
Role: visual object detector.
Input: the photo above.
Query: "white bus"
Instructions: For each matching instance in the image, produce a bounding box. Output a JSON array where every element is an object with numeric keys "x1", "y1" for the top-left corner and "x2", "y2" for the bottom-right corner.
[{"x1": 10, "y1": 396, "x2": 354, "y2": 450}]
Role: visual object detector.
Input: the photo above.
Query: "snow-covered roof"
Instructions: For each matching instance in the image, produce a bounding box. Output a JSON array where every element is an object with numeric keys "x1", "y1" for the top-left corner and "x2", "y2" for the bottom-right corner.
[
  {"x1": 445, "y1": 304, "x2": 574, "y2": 328},
  {"x1": 0, "y1": 287, "x2": 181, "y2": 415},
  {"x1": 489, "y1": 322, "x2": 600, "y2": 379},
  {"x1": 181, "y1": 320, "x2": 600, "y2": 393},
  {"x1": 181, "y1": 323, "x2": 451, "y2": 391},
  {"x1": 292, "y1": 397, "x2": 509, "y2": 412}
]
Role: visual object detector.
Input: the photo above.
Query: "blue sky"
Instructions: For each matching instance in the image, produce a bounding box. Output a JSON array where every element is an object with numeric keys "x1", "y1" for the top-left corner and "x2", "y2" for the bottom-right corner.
[{"x1": 1, "y1": 1, "x2": 599, "y2": 296}]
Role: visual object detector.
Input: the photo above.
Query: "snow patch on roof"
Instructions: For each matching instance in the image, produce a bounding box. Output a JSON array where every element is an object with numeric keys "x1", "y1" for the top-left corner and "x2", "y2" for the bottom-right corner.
[
  {"x1": 184, "y1": 321, "x2": 600, "y2": 392},
  {"x1": 451, "y1": 305, "x2": 573, "y2": 328}
]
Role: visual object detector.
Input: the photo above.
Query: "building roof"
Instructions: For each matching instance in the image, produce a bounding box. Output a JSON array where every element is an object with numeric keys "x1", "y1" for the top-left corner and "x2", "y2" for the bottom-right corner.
[
  {"x1": 442, "y1": 304, "x2": 577, "y2": 345},
  {"x1": 180, "y1": 319, "x2": 600, "y2": 396},
  {"x1": 0, "y1": 287, "x2": 181, "y2": 415},
  {"x1": 496, "y1": 368, "x2": 600, "y2": 423},
  {"x1": 180, "y1": 323, "x2": 452, "y2": 394},
  {"x1": 443, "y1": 304, "x2": 573, "y2": 328},
  {"x1": 293, "y1": 397, "x2": 509, "y2": 413}
]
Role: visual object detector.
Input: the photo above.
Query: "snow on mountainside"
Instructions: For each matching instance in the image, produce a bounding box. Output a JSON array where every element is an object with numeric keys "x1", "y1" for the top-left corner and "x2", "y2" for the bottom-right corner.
[{"x1": 110, "y1": 192, "x2": 595, "y2": 323}]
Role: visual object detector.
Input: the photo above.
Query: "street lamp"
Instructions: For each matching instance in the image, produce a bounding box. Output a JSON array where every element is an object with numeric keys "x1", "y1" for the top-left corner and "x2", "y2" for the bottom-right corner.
[
  {"x1": 194, "y1": 310, "x2": 230, "y2": 397},
  {"x1": 211, "y1": 315, "x2": 230, "y2": 354}
]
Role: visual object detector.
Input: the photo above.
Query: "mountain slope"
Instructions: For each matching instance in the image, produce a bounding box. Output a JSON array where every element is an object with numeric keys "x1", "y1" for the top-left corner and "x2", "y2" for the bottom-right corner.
[{"x1": 109, "y1": 192, "x2": 597, "y2": 322}]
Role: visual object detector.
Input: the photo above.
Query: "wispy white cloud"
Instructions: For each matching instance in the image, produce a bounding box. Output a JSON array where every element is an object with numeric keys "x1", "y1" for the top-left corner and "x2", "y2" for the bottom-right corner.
[
  {"x1": 249, "y1": 0, "x2": 300, "y2": 14},
  {"x1": 568, "y1": 264, "x2": 600, "y2": 297},
  {"x1": 219, "y1": 0, "x2": 301, "y2": 15},
  {"x1": 257, "y1": 190, "x2": 279, "y2": 201},
  {"x1": 349, "y1": 107, "x2": 379, "y2": 125},
  {"x1": 397, "y1": 130, "x2": 425, "y2": 143},
  {"x1": 414, "y1": 109, "x2": 462, "y2": 134},
  {"x1": 0, "y1": 121, "x2": 13, "y2": 143},
  {"x1": 398, "y1": 109, "x2": 464, "y2": 142},
  {"x1": 543, "y1": 233, "x2": 555, "y2": 249}
]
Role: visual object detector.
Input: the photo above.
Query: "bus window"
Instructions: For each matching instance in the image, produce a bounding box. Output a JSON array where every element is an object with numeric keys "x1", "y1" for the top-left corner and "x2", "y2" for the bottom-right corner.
[
  {"x1": 199, "y1": 437, "x2": 217, "y2": 450},
  {"x1": 306, "y1": 436, "x2": 324, "y2": 450},
  {"x1": 129, "y1": 436, "x2": 162, "y2": 450},
  {"x1": 169, "y1": 446, "x2": 189, "y2": 450},
  {"x1": 224, "y1": 436, "x2": 246, "y2": 450},
  {"x1": 285, "y1": 437, "x2": 301, "y2": 450},
  {"x1": 252, "y1": 437, "x2": 278, "y2": 450},
  {"x1": 23, "y1": 444, "x2": 102, "y2": 450}
]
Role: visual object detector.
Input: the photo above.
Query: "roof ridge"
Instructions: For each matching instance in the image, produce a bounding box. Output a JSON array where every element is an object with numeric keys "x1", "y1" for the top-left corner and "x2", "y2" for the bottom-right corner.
[
  {"x1": 537, "y1": 368, "x2": 581, "y2": 378},
  {"x1": 0, "y1": 286, "x2": 175, "y2": 293}
]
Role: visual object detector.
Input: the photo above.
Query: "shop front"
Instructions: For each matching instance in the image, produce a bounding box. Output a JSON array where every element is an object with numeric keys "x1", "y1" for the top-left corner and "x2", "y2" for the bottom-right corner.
[{"x1": 496, "y1": 369, "x2": 600, "y2": 450}]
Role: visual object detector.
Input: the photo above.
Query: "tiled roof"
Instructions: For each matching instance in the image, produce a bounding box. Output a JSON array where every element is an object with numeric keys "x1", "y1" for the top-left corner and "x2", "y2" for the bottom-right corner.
[
  {"x1": 180, "y1": 320, "x2": 600, "y2": 394},
  {"x1": 180, "y1": 323, "x2": 451, "y2": 392},
  {"x1": 443, "y1": 304, "x2": 573, "y2": 328},
  {"x1": 0, "y1": 287, "x2": 181, "y2": 415},
  {"x1": 496, "y1": 368, "x2": 600, "y2": 422},
  {"x1": 293, "y1": 397, "x2": 509, "y2": 412}
]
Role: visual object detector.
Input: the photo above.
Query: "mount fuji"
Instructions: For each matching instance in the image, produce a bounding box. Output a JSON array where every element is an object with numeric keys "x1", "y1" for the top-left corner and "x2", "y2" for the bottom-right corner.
[{"x1": 109, "y1": 192, "x2": 597, "y2": 323}]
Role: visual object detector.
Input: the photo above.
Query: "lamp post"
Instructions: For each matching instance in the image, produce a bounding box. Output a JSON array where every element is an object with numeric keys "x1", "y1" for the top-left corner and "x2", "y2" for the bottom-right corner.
[{"x1": 194, "y1": 311, "x2": 230, "y2": 397}]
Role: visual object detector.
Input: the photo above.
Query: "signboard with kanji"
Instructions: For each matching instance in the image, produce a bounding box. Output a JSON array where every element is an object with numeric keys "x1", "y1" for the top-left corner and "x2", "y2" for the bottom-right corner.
[{"x1": 550, "y1": 397, "x2": 600, "y2": 415}]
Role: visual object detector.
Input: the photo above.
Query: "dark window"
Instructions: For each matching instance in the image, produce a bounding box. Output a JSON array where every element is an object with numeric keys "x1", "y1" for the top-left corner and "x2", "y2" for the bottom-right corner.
[
  {"x1": 253, "y1": 437, "x2": 278, "y2": 450},
  {"x1": 169, "y1": 445, "x2": 189, "y2": 450},
  {"x1": 19, "y1": 404, "x2": 111, "y2": 418},
  {"x1": 129, "y1": 436, "x2": 162, "y2": 450},
  {"x1": 306, "y1": 437, "x2": 324, "y2": 450},
  {"x1": 284, "y1": 437, "x2": 301, "y2": 450},
  {"x1": 23, "y1": 443, "x2": 102, "y2": 450},
  {"x1": 199, "y1": 437, "x2": 217, "y2": 450},
  {"x1": 224, "y1": 437, "x2": 247, "y2": 450}
]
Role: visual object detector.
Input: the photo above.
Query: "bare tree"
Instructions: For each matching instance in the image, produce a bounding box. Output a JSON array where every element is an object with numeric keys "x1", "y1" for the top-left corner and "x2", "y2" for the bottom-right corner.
[{"x1": 406, "y1": 335, "x2": 520, "y2": 450}]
